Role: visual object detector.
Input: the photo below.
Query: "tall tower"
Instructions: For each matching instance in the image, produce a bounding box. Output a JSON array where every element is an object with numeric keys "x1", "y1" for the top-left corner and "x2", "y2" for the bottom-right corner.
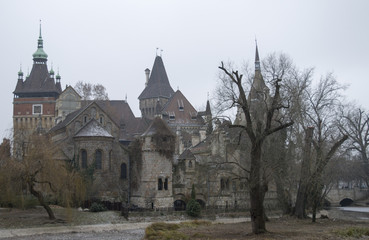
[
  {"x1": 138, "y1": 56, "x2": 174, "y2": 119},
  {"x1": 13, "y1": 23, "x2": 62, "y2": 159},
  {"x1": 235, "y1": 43, "x2": 269, "y2": 126}
]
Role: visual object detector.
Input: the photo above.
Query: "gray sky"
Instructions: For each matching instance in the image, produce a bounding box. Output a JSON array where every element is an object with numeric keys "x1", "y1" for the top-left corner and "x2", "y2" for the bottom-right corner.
[{"x1": 1, "y1": 0, "x2": 369, "y2": 139}]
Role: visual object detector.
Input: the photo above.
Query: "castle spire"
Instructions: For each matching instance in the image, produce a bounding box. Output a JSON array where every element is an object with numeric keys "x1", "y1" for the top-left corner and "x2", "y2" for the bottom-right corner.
[
  {"x1": 33, "y1": 20, "x2": 48, "y2": 62},
  {"x1": 255, "y1": 40, "x2": 260, "y2": 71}
]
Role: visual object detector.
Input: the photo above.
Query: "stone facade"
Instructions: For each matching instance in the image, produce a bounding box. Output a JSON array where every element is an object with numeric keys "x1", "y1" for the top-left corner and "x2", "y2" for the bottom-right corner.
[{"x1": 13, "y1": 28, "x2": 280, "y2": 210}]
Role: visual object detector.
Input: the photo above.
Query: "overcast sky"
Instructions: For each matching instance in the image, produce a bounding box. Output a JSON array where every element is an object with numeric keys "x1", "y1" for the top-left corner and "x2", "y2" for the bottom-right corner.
[{"x1": 1, "y1": 0, "x2": 368, "y2": 139}]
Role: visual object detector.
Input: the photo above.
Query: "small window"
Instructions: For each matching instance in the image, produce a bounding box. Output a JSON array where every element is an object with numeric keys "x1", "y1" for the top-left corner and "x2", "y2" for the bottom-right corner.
[
  {"x1": 220, "y1": 178, "x2": 225, "y2": 190},
  {"x1": 164, "y1": 178, "x2": 168, "y2": 190},
  {"x1": 109, "y1": 150, "x2": 112, "y2": 171},
  {"x1": 32, "y1": 104, "x2": 42, "y2": 115},
  {"x1": 188, "y1": 160, "x2": 193, "y2": 168},
  {"x1": 169, "y1": 112, "x2": 175, "y2": 120},
  {"x1": 99, "y1": 115, "x2": 104, "y2": 124},
  {"x1": 120, "y1": 163, "x2": 127, "y2": 179},
  {"x1": 95, "y1": 149, "x2": 102, "y2": 169},
  {"x1": 81, "y1": 150, "x2": 87, "y2": 169},
  {"x1": 158, "y1": 178, "x2": 163, "y2": 190},
  {"x1": 178, "y1": 100, "x2": 184, "y2": 111},
  {"x1": 83, "y1": 115, "x2": 88, "y2": 124}
]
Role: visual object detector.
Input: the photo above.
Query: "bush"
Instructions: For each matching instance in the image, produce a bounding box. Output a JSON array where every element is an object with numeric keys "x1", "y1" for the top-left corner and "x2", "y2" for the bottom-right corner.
[
  {"x1": 89, "y1": 202, "x2": 107, "y2": 212},
  {"x1": 145, "y1": 222, "x2": 188, "y2": 240},
  {"x1": 336, "y1": 227, "x2": 369, "y2": 238},
  {"x1": 186, "y1": 199, "x2": 201, "y2": 217}
]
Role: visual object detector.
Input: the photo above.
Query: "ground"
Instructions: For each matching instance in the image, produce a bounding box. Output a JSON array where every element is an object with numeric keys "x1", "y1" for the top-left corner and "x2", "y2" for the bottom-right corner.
[{"x1": 0, "y1": 207, "x2": 369, "y2": 239}]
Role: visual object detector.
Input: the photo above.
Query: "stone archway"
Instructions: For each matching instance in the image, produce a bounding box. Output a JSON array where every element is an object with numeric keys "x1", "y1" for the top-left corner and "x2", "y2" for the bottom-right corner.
[
  {"x1": 174, "y1": 200, "x2": 186, "y2": 211},
  {"x1": 196, "y1": 199, "x2": 206, "y2": 208}
]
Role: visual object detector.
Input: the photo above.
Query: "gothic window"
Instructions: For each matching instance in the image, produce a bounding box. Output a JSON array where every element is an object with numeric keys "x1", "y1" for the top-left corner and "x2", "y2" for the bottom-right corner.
[
  {"x1": 95, "y1": 149, "x2": 102, "y2": 170},
  {"x1": 83, "y1": 115, "x2": 88, "y2": 124},
  {"x1": 120, "y1": 163, "x2": 127, "y2": 179},
  {"x1": 81, "y1": 149, "x2": 87, "y2": 169},
  {"x1": 99, "y1": 115, "x2": 104, "y2": 124},
  {"x1": 158, "y1": 178, "x2": 163, "y2": 190},
  {"x1": 188, "y1": 160, "x2": 193, "y2": 168},
  {"x1": 164, "y1": 178, "x2": 168, "y2": 190}
]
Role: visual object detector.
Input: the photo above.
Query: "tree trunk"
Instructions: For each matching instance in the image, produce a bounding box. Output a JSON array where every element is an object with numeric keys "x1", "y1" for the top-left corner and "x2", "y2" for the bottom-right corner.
[
  {"x1": 294, "y1": 127, "x2": 314, "y2": 218},
  {"x1": 249, "y1": 142, "x2": 266, "y2": 234},
  {"x1": 28, "y1": 181, "x2": 56, "y2": 220}
]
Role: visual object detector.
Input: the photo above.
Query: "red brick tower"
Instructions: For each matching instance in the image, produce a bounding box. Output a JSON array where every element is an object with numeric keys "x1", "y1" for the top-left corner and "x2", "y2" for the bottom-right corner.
[{"x1": 12, "y1": 23, "x2": 62, "y2": 158}]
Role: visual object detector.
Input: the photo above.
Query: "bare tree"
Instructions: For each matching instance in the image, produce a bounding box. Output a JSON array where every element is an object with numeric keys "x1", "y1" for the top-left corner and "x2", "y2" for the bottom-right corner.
[
  {"x1": 339, "y1": 108, "x2": 369, "y2": 186},
  {"x1": 295, "y1": 73, "x2": 348, "y2": 222},
  {"x1": 75, "y1": 81, "x2": 109, "y2": 100},
  {"x1": 217, "y1": 57, "x2": 293, "y2": 233}
]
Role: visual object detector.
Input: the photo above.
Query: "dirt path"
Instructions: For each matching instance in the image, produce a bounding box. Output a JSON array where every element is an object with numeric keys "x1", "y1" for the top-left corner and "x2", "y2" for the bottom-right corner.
[{"x1": 0, "y1": 218, "x2": 251, "y2": 239}]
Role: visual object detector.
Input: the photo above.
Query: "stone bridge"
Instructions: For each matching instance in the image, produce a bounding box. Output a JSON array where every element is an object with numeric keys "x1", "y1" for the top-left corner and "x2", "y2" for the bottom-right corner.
[{"x1": 326, "y1": 187, "x2": 369, "y2": 206}]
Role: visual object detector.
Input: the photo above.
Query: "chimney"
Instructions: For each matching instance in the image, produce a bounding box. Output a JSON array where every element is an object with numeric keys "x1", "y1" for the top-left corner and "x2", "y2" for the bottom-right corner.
[{"x1": 145, "y1": 68, "x2": 150, "y2": 87}]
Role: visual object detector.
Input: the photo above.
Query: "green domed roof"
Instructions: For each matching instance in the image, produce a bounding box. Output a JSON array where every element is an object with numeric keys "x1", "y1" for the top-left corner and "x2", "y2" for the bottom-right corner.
[
  {"x1": 33, "y1": 47, "x2": 48, "y2": 60},
  {"x1": 33, "y1": 23, "x2": 48, "y2": 61}
]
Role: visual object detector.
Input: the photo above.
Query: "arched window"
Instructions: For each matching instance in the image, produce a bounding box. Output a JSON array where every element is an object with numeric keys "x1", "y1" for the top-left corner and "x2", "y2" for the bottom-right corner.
[
  {"x1": 95, "y1": 149, "x2": 102, "y2": 169},
  {"x1": 81, "y1": 149, "x2": 87, "y2": 169},
  {"x1": 120, "y1": 163, "x2": 127, "y2": 179},
  {"x1": 188, "y1": 160, "x2": 193, "y2": 168}
]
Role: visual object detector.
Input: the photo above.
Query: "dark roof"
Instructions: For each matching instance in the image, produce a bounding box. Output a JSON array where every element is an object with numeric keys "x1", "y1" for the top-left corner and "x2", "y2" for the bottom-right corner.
[
  {"x1": 50, "y1": 100, "x2": 147, "y2": 142},
  {"x1": 162, "y1": 90, "x2": 204, "y2": 126},
  {"x1": 13, "y1": 63, "x2": 61, "y2": 97},
  {"x1": 138, "y1": 56, "x2": 174, "y2": 100},
  {"x1": 74, "y1": 119, "x2": 113, "y2": 138},
  {"x1": 178, "y1": 149, "x2": 195, "y2": 160},
  {"x1": 49, "y1": 103, "x2": 90, "y2": 132},
  {"x1": 142, "y1": 117, "x2": 174, "y2": 137}
]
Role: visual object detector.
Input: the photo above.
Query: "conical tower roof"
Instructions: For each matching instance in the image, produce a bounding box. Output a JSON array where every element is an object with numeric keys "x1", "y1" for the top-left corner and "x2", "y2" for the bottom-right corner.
[
  {"x1": 138, "y1": 56, "x2": 174, "y2": 100},
  {"x1": 13, "y1": 24, "x2": 61, "y2": 98}
]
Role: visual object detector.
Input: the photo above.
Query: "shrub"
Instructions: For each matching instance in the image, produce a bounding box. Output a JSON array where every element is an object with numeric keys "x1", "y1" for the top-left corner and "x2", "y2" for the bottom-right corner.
[
  {"x1": 89, "y1": 202, "x2": 107, "y2": 212},
  {"x1": 336, "y1": 227, "x2": 369, "y2": 238},
  {"x1": 145, "y1": 222, "x2": 188, "y2": 240},
  {"x1": 186, "y1": 199, "x2": 201, "y2": 218}
]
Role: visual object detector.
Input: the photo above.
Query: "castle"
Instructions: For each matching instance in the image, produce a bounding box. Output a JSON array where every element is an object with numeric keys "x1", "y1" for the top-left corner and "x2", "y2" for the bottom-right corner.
[{"x1": 13, "y1": 25, "x2": 279, "y2": 210}]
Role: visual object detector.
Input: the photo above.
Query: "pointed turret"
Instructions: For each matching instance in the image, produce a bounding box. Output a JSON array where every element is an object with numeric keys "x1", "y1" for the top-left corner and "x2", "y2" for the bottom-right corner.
[
  {"x1": 138, "y1": 55, "x2": 175, "y2": 119},
  {"x1": 247, "y1": 43, "x2": 270, "y2": 122},
  {"x1": 18, "y1": 66, "x2": 23, "y2": 81},
  {"x1": 248, "y1": 43, "x2": 268, "y2": 102},
  {"x1": 138, "y1": 56, "x2": 174, "y2": 100},
  {"x1": 32, "y1": 21, "x2": 48, "y2": 62},
  {"x1": 13, "y1": 23, "x2": 62, "y2": 98},
  {"x1": 255, "y1": 43, "x2": 260, "y2": 71}
]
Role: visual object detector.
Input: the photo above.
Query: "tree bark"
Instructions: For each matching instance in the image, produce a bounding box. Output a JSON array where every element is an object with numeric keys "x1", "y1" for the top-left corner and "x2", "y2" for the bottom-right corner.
[
  {"x1": 28, "y1": 180, "x2": 56, "y2": 220},
  {"x1": 249, "y1": 142, "x2": 266, "y2": 234},
  {"x1": 294, "y1": 127, "x2": 314, "y2": 218}
]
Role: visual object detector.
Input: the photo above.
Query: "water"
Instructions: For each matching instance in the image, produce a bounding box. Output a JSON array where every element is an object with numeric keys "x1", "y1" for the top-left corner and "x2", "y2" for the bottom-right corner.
[
  {"x1": 336, "y1": 207, "x2": 369, "y2": 220},
  {"x1": 338, "y1": 207, "x2": 369, "y2": 213}
]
